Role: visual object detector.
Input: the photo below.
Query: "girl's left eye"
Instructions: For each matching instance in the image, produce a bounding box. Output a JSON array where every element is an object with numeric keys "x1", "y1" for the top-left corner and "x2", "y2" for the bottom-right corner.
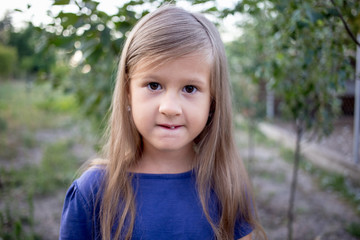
[{"x1": 183, "y1": 85, "x2": 197, "y2": 94}]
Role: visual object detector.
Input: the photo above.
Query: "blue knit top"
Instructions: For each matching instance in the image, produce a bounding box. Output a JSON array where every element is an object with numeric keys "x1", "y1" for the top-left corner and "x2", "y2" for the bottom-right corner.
[{"x1": 59, "y1": 168, "x2": 252, "y2": 239}]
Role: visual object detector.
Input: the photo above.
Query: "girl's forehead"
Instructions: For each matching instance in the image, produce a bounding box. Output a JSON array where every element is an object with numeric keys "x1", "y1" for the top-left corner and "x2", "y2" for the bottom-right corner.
[{"x1": 129, "y1": 52, "x2": 213, "y2": 78}]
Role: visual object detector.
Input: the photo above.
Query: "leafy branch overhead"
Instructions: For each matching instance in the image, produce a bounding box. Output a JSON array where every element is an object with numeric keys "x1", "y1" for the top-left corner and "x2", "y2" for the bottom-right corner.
[
  {"x1": 330, "y1": 0, "x2": 360, "y2": 46},
  {"x1": 226, "y1": 0, "x2": 357, "y2": 136},
  {"x1": 40, "y1": 0, "x2": 217, "y2": 122},
  {"x1": 23, "y1": 0, "x2": 357, "y2": 131}
]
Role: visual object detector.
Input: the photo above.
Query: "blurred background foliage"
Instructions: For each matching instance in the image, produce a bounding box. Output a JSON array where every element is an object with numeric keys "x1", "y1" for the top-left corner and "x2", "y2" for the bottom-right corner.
[
  {"x1": 0, "y1": 0, "x2": 358, "y2": 136},
  {"x1": 225, "y1": 0, "x2": 358, "y2": 135},
  {"x1": 1, "y1": 0, "x2": 360, "y2": 239}
]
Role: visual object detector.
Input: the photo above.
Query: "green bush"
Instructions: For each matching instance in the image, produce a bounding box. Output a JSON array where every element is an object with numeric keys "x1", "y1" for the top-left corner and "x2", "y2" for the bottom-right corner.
[
  {"x1": 1, "y1": 139, "x2": 80, "y2": 195},
  {"x1": 0, "y1": 44, "x2": 17, "y2": 79},
  {"x1": 36, "y1": 94, "x2": 78, "y2": 113}
]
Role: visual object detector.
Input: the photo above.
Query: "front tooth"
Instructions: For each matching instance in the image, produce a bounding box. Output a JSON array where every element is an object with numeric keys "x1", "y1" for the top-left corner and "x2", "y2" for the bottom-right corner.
[{"x1": 171, "y1": 126, "x2": 175, "y2": 129}]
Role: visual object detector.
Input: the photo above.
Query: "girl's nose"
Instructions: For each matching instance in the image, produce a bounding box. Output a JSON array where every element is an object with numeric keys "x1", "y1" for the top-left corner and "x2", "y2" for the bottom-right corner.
[{"x1": 159, "y1": 93, "x2": 182, "y2": 116}]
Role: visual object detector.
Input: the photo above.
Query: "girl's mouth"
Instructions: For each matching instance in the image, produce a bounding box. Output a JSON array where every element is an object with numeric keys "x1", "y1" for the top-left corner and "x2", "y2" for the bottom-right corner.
[{"x1": 158, "y1": 124, "x2": 181, "y2": 129}]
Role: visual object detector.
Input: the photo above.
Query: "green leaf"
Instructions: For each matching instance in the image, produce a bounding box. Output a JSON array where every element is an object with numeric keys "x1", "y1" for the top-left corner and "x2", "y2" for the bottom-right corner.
[
  {"x1": 57, "y1": 12, "x2": 80, "y2": 28},
  {"x1": 296, "y1": 20, "x2": 309, "y2": 29},
  {"x1": 305, "y1": 5, "x2": 323, "y2": 24},
  {"x1": 324, "y1": 7, "x2": 340, "y2": 17},
  {"x1": 53, "y1": 0, "x2": 70, "y2": 5},
  {"x1": 49, "y1": 35, "x2": 75, "y2": 48},
  {"x1": 204, "y1": 6, "x2": 218, "y2": 13},
  {"x1": 191, "y1": 0, "x2": 212, "y2": 4},
  {"x1": 84, "y1": 1, "x2": 100, "y2": 11}
]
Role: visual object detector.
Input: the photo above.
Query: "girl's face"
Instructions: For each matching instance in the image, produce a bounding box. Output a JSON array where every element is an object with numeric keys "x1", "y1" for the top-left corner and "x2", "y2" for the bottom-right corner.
[{"x1": 129, "y1": 54, "x2": 211, "y2": 157}]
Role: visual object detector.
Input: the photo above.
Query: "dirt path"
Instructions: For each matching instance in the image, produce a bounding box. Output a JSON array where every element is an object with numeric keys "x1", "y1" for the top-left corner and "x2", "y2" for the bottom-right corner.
[{"x1": 236, "y1": 130, "x2": 360, "y2": 239}]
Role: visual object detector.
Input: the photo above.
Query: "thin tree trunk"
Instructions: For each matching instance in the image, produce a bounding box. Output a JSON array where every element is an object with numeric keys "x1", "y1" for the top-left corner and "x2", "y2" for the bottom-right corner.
[
  {"x1": 287, "y1": 120, "x2": 303, "y2": 240},
  {"x1": 248, "y1": 119, "x2": 254, "y2": 163}
]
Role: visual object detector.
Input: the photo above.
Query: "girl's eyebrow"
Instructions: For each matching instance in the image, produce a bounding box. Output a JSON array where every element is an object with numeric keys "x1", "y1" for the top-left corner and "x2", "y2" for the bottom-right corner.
[
  {"x1": 142, "y1": 74, "x2": 208, "y2": 86},
  {"x1": 185, "y1": 79, "x2": 207, "y2": 87}
]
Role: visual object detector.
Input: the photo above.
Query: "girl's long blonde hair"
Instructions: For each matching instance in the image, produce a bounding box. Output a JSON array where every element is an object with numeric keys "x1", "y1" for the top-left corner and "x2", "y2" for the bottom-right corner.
[{"x1": 95, "y1": 5, "x2": 266, "y2": 240}]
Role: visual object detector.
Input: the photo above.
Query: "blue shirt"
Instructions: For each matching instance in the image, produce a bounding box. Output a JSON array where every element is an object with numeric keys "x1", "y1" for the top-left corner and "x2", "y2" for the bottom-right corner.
[{"x1": 59, "y1": 168, "x2": 252, "y2": 239}]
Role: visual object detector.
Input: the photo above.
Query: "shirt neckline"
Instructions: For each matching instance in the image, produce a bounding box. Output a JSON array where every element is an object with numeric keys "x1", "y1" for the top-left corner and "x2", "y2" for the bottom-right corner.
[{"x1": 131, "y1": 170, "x2": 194, "y2": 179}]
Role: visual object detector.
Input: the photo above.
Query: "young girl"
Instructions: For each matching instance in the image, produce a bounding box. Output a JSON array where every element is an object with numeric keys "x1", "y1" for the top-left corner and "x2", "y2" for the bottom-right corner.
[{"x1": 60, "y1": 5, "x2": 266, "y2": 240}]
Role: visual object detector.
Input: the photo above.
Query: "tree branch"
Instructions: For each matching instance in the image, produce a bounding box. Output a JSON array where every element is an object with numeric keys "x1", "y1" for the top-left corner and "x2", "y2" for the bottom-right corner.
[{"x1": 330, "y1": 0, "x2": 360, "y2": 47}]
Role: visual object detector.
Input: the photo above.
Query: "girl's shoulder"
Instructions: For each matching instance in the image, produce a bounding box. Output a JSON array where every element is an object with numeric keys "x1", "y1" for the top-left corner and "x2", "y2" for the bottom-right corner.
[
  {"x1": 60, "y1": 167, "x2": 105, "y2": 238},
  {"x1": 75, "y1": 167, "x2": 105, "y2": 196},
  {"x1": 64, "y1": 167, "x2": 106, "y2": 208}
]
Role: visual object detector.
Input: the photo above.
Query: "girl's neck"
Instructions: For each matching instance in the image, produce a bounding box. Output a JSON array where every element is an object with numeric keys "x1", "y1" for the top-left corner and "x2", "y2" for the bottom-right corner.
[{"x1": 131, "y1": 145, "x2": 195, "y2": 174}]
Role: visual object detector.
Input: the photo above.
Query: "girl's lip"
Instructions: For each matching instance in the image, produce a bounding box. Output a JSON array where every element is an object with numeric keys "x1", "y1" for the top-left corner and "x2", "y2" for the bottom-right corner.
[{"x1": 158, "y1": 124, "x2": 182, "y2": 129}]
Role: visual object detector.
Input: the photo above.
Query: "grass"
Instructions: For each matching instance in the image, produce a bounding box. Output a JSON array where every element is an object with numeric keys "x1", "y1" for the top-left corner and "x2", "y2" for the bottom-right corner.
[
  {"x1": 235, "y1": 117, "x2": 278, "y2": 148},
  {"x1": 252, "y1": 168, "x2": 286, "y2": 183},
  {"x1": 0, "y1": 194, "x2": 41, "y2": 240},
  {"x1": 279, "y1": 147, "x2": 360, "y2": 216},
  {"x1": 0, "y1": 81, "x2": 79, "y2": 130},
  {"x1": 0, "y1": 80, "x2": 87, "y2": 239},
  {"x1": 0, "y1": 139, "x2": 80, "y2": 196},
  {"x1": 0, "y1": 81, "x2": 80, "y2": 161}
]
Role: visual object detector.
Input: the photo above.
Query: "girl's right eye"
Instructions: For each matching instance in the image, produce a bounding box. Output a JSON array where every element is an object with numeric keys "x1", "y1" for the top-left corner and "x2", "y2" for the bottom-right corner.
[{"x1": 147, "y1": 82, "x2": 161, "y2": 91}]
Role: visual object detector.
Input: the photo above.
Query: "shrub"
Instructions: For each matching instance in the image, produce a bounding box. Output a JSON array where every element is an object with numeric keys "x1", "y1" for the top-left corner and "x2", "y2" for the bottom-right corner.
[{"x1": 0, "y1": 44, "x2": 17, "y2": 80}]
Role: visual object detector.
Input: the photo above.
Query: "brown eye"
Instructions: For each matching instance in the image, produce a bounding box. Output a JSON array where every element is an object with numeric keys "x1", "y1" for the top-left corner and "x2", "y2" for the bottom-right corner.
[
  {"x1": 183, "y1": 85, "x2": 197, "y2": 94},
  {"x1": 147, "y1": 82, "x2": 161, "y2": 91}
]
